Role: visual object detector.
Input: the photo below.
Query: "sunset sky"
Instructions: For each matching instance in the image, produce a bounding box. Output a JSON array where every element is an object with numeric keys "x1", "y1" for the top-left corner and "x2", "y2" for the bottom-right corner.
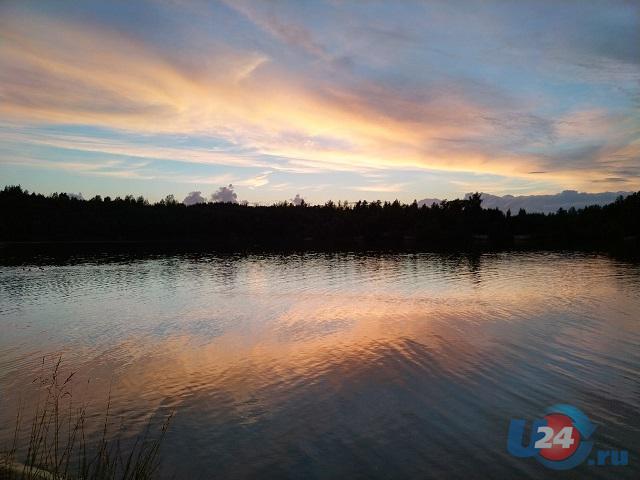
[{"x1": 1, "y1": 0, "x2": 638, "y2": 204}]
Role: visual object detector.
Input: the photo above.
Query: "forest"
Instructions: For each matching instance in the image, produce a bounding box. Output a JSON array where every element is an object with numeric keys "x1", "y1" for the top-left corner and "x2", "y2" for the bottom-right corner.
[{"x1": 0, "y1": 185, "x2": 638, "y2": 253}]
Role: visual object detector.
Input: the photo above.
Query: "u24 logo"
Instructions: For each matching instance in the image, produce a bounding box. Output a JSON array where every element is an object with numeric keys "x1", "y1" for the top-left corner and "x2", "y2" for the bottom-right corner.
[{"x1": 507, "y1": 404, "x2": 628, "y2": 470}]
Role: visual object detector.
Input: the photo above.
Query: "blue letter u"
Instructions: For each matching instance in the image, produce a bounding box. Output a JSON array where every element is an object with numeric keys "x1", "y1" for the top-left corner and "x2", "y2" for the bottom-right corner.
[{"x1": 507, "y1": 419, "x2": 545, "y2": 457}]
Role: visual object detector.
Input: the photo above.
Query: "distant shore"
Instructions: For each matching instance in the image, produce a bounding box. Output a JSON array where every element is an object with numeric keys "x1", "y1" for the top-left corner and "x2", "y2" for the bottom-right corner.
[{"x1": 1, "y1": 186, "x2": 639, "y2": 256}]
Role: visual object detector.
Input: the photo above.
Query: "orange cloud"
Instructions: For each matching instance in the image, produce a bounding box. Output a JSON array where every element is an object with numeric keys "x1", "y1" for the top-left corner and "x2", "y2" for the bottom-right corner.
[{"x1": 0, "y1": 10, "x2": 638, "y2": 192}]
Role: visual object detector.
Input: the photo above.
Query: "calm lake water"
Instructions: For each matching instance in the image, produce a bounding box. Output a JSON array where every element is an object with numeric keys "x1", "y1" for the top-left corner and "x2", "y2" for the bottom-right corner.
[{"x1": 0, "y1": 251, "x2": 639, "y2": 478}]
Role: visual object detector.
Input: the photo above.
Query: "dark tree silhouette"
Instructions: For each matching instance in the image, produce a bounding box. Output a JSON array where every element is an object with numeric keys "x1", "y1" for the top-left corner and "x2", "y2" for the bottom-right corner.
[{"x1": 0, "y1": 186, "x2": 638, "y2": 253}]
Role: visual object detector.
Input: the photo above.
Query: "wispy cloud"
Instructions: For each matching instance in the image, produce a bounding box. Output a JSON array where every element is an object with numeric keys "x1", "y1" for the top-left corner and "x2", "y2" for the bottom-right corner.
[
  {"x1": 235, "y1": 172, "x2": 271, "y2": 188},
  {"x1": 0, "y1": 0, "x2": 638, "y2": 197},
  {"x1": 222, "y1": 0, "x2": 330, "y2": 60},
  {"x1": 352, "y1": 183, "x2": 408, "y2": 193}
]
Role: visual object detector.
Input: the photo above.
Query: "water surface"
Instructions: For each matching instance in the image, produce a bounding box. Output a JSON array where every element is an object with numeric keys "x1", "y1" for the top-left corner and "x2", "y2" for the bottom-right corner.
[{"x1": 1, "y1": 252, "x2": 639, "y2": 478}]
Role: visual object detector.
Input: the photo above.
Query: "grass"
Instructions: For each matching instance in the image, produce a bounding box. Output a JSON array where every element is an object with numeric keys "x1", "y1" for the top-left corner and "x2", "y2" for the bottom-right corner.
[{"x1": 1, "y1": 358, "x2": 173, "y2": 480}]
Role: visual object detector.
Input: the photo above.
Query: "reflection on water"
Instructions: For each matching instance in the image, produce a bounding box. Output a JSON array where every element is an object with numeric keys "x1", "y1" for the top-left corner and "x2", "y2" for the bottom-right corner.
[{"x1": 1, "y1": 252, "x2": 639, "y2": 478}]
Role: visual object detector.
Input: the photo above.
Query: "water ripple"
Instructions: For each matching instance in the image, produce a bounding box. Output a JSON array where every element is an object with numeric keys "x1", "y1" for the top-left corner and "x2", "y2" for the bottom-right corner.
[{"x1": 1, "y1": 252, "x2": 639, "y2": 478}]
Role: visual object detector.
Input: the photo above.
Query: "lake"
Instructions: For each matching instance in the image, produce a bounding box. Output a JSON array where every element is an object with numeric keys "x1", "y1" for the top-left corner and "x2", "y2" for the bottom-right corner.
[{"x1": 0, "y1": 251, "x2": 639, "y2": 478}]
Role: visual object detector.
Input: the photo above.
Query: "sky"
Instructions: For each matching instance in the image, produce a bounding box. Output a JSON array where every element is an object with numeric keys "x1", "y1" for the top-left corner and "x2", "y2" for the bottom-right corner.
[{"x1": 0, "y1": 0, "x2": 639, "y2": 204}]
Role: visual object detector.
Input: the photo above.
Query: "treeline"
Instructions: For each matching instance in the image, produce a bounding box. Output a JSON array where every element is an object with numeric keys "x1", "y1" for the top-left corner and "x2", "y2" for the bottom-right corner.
[{"x1": 0, "y1": 186, "x2": 639, "y2": 252}]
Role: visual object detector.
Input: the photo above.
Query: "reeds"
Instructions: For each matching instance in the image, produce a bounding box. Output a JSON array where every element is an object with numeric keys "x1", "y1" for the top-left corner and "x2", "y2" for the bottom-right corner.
[{"x1": 1, "y1": 358, "x2": 173, "y2": 480}]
